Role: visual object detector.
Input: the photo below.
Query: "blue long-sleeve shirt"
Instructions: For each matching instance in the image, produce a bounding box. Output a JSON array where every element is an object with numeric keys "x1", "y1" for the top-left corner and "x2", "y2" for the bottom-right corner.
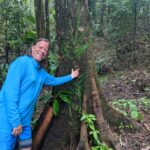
[{"x1": 0, "y1": 55, "x2": 73, "y2": 130}]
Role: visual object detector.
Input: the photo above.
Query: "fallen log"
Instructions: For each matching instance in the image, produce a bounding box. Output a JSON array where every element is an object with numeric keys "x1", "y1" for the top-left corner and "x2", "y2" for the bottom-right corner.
[{"x1": 32, "y1": 104, "x2": 53, "y2": 150}]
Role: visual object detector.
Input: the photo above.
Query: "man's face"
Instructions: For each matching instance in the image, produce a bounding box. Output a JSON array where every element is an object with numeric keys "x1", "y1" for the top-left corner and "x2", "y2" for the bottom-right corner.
[{"x1": 31, "y1": 41, "x2": 49, "y2": 62}]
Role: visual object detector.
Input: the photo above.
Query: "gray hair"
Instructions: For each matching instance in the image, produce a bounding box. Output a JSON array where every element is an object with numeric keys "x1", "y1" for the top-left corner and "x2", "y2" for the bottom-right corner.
[
  {"x1": 32, "y1": 38, "x2": 50, "y2": 46},
  {"x1": 27, "y1": 38, "x2": 50, "y2": 56}
]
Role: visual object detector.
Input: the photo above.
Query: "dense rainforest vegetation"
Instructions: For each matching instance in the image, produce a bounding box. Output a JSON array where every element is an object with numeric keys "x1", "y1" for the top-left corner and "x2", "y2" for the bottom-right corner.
[{"x1": 0, "y1": 0, "x2": 149, "y2": 150}]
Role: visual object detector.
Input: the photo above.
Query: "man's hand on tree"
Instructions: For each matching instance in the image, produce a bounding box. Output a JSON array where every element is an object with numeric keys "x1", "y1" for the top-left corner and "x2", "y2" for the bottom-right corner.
[{"x1": 71, "y1": 68, "x2": 80, "y2": 79}]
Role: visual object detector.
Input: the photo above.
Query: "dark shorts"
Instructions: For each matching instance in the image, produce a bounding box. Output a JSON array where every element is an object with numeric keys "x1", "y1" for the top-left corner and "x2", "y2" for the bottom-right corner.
[{"x1": 18, "y1": 125, "x2": 32, "y2": 149}]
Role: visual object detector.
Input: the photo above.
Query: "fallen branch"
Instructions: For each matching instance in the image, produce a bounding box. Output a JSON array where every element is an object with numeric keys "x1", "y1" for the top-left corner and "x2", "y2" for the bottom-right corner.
[{"x1": 32, "y1": 105, "x2": 53, "y2": 150}]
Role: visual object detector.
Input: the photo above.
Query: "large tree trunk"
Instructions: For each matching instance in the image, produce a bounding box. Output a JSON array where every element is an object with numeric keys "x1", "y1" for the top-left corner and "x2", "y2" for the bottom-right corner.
[{"x1": 50, "y1": 0, "x2": 122, "y2": 149}]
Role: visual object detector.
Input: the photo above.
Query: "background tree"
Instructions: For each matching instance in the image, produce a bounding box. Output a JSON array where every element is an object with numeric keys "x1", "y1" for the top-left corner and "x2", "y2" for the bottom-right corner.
[
  {"x1": 34, "y1": 0, "x2": 50, "y2": 39},
  {"x1": 34, "y1": 0, "x2": 45, "y2": 38},
  {"x1": 45, "y1": 0, "x2": 50, "y2": 39}
]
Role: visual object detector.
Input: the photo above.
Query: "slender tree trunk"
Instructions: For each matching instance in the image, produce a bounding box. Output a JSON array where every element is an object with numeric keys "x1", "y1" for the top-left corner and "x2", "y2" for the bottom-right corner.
[
  {"x1": 55, "y1": 0, "x2": 61, "y2": 54},
  {"x1": 99, "y1": 0, "x2": 106, "y2": 37},
  {"x1": 34, "y1": 0, "x2": 49, "y2": 69},
  {"x1": 45, "y1": 0, "x2": 50, "y2": 39},
  {"x1": 34, "y1": 0, "x2": 46, "y2": 38},
  {"x1": 132, "y1": 0, "x2": 138, "y2": 64}
]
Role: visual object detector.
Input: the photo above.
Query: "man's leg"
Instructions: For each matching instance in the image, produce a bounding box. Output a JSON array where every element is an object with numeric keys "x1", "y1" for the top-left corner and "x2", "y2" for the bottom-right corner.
[
  {"x1": 18, "y1": 125, "x2": 32, "y2": 150},
  {"x1": 0, "y1": 129, "x2": 17, "y2": 150}
]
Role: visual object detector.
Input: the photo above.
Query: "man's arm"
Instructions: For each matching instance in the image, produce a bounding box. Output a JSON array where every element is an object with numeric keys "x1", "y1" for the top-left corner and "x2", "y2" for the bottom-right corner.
[
  {"x1": 43, "y1": 68, "x2": 79, "y2": 86},
  {"x1": 3, "y1": 60, "x2": 24, "y2": 134}
]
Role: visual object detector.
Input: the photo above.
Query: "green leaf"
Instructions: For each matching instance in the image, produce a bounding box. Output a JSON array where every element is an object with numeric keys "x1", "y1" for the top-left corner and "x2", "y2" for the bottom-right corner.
[
  {"x1": 131, "y1": 111, "x2": 138, "y2": 119},
  {"x1": 26, "y1": 15, "x2": 35, "y2": 23},
  {"x1": 88, "y1": 114, "x2": 96, "y2": 120},
  {"x1": 58, "y1": 90, "x2": 73, "y2": 95},
  {"x1": 59, "y1": 94, "x2": 71, "y2": 104},
  {"x1": 74, "y1": 44, "x2": 88, "y2": 58},
  {"x1": 93, "y1": 130, "x2": 100, "y2": 145},
  {"x1": 131, "y1": 111, "x2": 142, "y2": 121},
  {"x1": 52, "y1": 100, "x2": 60, "y2": 116},
  {"x1": 89, "y1": 124, "x2": 95, "y2": 131},
  {"x1": 80, "y1": 114, "x2": 87, "y2": 121}
]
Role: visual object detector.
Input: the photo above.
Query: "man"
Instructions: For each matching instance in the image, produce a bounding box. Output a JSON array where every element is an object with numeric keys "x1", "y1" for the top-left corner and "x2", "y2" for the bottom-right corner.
[{"x1": 0, "y1": 38, "x2": 79, "y2": 150}]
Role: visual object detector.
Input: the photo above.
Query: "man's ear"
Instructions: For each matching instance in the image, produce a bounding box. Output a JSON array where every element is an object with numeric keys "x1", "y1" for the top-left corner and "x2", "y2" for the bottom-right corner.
[
  {"x1": 32, "y1": 45, "x2": 37, "y2": 52},
  {"x1": 32, "y1": 45, "x2": 35, "y2": 49}
]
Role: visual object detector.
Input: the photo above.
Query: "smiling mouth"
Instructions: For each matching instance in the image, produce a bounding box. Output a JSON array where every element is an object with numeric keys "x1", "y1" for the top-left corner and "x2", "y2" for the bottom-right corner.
[
  {"x1": 38, "y1": 53, "x2": 44, "y2": 57},
  {"x1": 38, "y1": 53, "x2": 46, "y2": 59}
]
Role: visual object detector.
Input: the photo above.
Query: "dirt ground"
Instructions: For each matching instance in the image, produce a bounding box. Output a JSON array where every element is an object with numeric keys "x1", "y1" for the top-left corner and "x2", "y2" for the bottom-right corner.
[{"x1": 99, "y1": 68, "x2": 150, "y2": 150}]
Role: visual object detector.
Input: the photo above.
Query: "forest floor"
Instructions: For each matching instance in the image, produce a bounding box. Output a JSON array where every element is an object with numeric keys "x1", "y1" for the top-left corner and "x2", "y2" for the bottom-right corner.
[
  {"x1": 99, "y1": 67, "x2": 150, "y2": 150},
  {"x1": 33, "y1": 67, "x2": 150, "y2": 150}
]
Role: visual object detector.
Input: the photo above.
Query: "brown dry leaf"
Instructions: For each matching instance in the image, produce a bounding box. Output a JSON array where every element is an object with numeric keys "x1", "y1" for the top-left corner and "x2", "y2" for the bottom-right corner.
[
  {"x1": 143, "y1": 123, "x2": 150, "y2": 132},
  {"x1": 141, "y1": 146, "x2": 150, "y2": 150}
]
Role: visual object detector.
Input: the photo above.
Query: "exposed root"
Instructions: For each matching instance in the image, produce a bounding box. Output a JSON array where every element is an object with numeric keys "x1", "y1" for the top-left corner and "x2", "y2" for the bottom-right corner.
[
  {"x1": 91, "y1": 77, "x2": 122, "y2": 150},
  {"x1": 76, "y1": 93, "x2": 90, "y2": 150}
]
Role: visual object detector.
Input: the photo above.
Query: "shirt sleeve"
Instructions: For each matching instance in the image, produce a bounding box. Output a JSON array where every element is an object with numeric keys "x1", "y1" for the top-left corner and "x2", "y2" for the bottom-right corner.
[
  {"x1": 3, "y1": 60, "x2": 24, "y2": 128},
  {"x1": 42, "y1": 70, "x2": 73, "y2": 86}
]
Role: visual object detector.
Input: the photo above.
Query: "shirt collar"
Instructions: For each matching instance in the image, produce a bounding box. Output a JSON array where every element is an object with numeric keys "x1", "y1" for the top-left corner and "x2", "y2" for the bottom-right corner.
[{"x1": 27, "y1": 55, "x2": 41, "y2": 69}]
